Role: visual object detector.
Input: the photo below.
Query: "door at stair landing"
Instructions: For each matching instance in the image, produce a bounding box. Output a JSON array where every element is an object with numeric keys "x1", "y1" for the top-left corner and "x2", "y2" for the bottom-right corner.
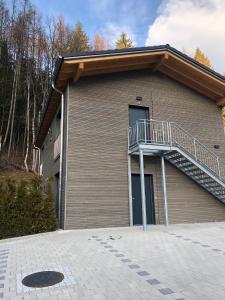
[
  {"x1": 129, "y1": 105, "x2": 149, "y2": 126},
  {"x1": 132, "y1": 174, "x2": 155, "y2": 225}
]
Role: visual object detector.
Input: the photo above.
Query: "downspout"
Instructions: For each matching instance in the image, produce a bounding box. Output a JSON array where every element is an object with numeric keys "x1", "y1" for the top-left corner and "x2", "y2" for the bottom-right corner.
[
  {"x1": 33, "y1": 145, "x2": 40, "y2": 174},
  {"x1": 52, "y1": 82, "x2": 64, "y2": 228}
]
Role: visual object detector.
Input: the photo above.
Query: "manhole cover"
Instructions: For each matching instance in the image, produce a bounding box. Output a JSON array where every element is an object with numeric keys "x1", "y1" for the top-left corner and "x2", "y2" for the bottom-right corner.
[{"x1": 22, "y1": 271, "x2": 64, "y2": 288}]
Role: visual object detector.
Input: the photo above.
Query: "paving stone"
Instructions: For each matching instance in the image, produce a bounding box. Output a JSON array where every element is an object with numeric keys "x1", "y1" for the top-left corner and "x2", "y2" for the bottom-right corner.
[
  {"x1": 0, "y1": 266, "x2": 6, "y2": 269},
  {"x1": 147, "y1": 279, "x2": 160, "y2": 285},
  {"x1": 109, "y1": 249, "x2": 117, "y2": 252},
  {"x1": 0, "y1": 261, "x2": 7, "y2": 265},
  {"x1": 0, "y1": 283, "x2": 3, "y2": 288},
  {"x1": 137, "y1": 271, "x2": 150, "y2": 276},
  {"x1": 128, "y1": 264, "x2": 140, "y2": 269},
  {"x1": 159, "y1": 288, "x2": 174, "y2": 295},
  {"x1": 121, "y1": 259, "x2": 131, "y2": 263},
  {"x1": 0, "y1": 276, "x2": 5, "y2": 281},
  {"x1": 0, "y1": 271, "x2": 5, "y2": 275},
  {"x1": 104, "y1": 246, "x2": 112, "y2": 248},
  {"x1": 0, "y1": 256, "x2": 8, "y2": 260},
  {"x1": 202, "y1": 244, "x2": 210, "y2": 247},
  {"x1": 0, "y1": 293, "x2": 3, "y2": 298},
  {"x1": 192, "y1": 241, "x2": 200, "y2": 244},
  {"x1": 115, "y1": 254, "x2": 124, "y2": 257},
  {"x1": 212, "y1": 249, "x2": 221, "y2": 252}
]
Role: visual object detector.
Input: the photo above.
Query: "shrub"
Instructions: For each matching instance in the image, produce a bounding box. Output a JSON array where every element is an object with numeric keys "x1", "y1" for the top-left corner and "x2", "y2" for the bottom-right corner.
[{"x1": 0, "y1": 175, "x2": 57, "y2": 239}]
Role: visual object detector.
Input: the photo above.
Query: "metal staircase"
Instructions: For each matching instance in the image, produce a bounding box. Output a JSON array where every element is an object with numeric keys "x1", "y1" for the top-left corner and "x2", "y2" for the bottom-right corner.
[{"x1": 129, "y1": 119, "x2": 225, "y2": 204}]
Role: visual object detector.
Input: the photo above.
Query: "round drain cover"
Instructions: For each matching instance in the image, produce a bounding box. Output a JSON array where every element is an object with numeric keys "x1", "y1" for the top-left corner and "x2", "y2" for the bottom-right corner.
[{"x1": 22, "y1": 271, "x2": 64, "y2": 288}]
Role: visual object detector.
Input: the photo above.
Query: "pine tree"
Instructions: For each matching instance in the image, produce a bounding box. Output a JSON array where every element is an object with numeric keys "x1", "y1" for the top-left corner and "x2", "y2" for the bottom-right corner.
[
  {"x1": 115, "y1": 32, "x2": 133, "y2": 49},
  {"x1": 194, "y1": 48, "x2": 212, "y2": 69},
  {"x1": 71, "y1": 21, "x2": 91, "y2": 52}
]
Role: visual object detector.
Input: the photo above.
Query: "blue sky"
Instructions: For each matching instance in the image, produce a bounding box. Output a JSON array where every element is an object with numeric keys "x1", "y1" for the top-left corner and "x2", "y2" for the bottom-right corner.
[{"x1": 30, "y1": 0, "x2": 161, "y2": 47}]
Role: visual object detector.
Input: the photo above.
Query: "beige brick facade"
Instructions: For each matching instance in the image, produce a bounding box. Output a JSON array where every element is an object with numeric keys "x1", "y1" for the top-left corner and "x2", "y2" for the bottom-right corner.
[{"x1": 62, "y1": 70, "x2": 225, "y2": 229}]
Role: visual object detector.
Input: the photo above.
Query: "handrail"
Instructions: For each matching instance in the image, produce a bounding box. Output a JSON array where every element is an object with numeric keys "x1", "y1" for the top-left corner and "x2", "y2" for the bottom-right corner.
[
  {"x1": 170, "y1": 122, "x2": 218, "y2": 159},
  {"x1": 129, "y1": 119, "x2": 225, "y2": 181}
]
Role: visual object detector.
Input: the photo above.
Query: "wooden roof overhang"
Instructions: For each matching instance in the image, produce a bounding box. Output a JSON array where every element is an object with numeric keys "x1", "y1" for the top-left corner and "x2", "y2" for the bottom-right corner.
[{"x1": 35, "y1": 46, "x2": 225, "y2": 148}]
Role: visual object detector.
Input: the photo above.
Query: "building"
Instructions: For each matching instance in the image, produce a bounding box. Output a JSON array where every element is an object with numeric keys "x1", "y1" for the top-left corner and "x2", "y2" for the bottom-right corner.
[{"x1": 35, "y1": 45, "x2": 225, "y2": 230}]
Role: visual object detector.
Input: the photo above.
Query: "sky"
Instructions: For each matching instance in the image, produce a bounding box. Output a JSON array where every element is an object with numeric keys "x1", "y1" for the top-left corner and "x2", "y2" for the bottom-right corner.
[
  {"x1": 19, "y1": 0, "x2": 225, "y2": 73},
  {"x1": 30, "y1": 0, "x2": 159, "y2": 47}
]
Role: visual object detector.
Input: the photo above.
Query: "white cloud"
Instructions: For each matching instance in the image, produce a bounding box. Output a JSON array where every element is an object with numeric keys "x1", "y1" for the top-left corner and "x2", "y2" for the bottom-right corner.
[
  {"x1": 146, "y1": 0, "x2": 225, "y2": 73},
  {"x1": 103, "y1": 23, "x2": 136, "y2": 48}
]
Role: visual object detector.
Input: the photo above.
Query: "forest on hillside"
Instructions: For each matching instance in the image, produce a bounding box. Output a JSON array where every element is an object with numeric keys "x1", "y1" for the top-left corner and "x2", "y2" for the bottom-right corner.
[{"x1": 0, "y1": 0, "x2": 224, "y2": 172}]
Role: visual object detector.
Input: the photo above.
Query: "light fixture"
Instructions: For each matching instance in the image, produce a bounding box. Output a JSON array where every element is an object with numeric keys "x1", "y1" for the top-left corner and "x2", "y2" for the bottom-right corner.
[{"x1": 136, "y1": 96, "x2": 142, "y2": 101}]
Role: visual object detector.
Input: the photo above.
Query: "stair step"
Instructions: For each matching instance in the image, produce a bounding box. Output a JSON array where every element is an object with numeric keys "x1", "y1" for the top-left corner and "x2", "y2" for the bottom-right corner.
[
  {"x1": 191, "y1": 172, "x2": 208, "y2": 177},
  {"x1": 170, "y1": 156, "x2": 187, "y2": 161},
  {"x1": 202, "y1": 180, "x2": 219, "y2": 185},
  {"x1": 215, "y1": 193, "x2": 225, "y2": 196},
  {"x1": 211, "y1": 188, "x2": 225, "y2": 192},
  {"x1": 177, "y1": 165, "x2": 193, "y2": 170},
  {"x1": 204, "y1": 184, "x2": 220, "y2": 189},
  {"x1": 176, "y1": 160, "x2": 191, "y2": 166},
  {"x1": 188, "y1": 171, "x2": 205, "y2": 176},
  {"x1": 212, "y1": 190, "x2": 224, "y2": 195},
  {"x1": 165, "y1": 152, "x2": 180, "y2": 158},
  {"x1": 200, "y1": 179, "x2": 215, "y2": 183},
  {"x1": 182, "y1": 166, "x2": 198, "y2": 171},
  {"x1": 170, "y1": 160, "x2": 189, "y2": 166},
  {"x1": 165, "y1": 154, "x2": 180, "y2": 159},
  {"x1": 193, "y1": 176, "x2": 209, "y2": 180},
  {"x1": 168, "y1": 157, "x2": 185, "y2": 163},
  {"x1": 215, "y1": 190, "x2": 225, "y2": 195}
]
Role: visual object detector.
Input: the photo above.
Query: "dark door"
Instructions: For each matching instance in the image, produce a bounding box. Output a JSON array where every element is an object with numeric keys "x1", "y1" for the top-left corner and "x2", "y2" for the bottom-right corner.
[
  {"x1": 129, "y1": 106, "x2": 149, "y2": 127},
  {"x1": 132, "y1": 174, "x2": 155, "y2": 225},
  {"x1": 54, "y1": 173, "x2": 60, "y2": 221}
]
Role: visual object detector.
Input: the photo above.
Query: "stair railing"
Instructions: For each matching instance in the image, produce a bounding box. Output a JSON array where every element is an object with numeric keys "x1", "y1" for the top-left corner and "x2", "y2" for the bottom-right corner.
[{"x1": 129, "y1": 119, "x2": 225, "y2": 181}]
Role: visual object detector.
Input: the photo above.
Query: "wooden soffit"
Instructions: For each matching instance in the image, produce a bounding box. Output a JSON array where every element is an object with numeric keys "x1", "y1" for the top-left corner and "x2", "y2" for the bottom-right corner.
[{"x1": 57, "y1": 50, "x2": 225, "y2": 105}]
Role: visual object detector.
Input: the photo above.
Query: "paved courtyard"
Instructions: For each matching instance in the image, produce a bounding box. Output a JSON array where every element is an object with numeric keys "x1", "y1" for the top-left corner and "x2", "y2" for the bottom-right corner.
[{"x1": 1, "y1": 223, "x2": 225, "y2": 299}]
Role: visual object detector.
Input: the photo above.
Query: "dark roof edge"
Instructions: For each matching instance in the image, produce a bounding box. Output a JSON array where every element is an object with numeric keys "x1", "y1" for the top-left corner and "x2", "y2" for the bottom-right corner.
[{"x1": 61, "y1": 44, "x2": 168, "y2": 59}]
